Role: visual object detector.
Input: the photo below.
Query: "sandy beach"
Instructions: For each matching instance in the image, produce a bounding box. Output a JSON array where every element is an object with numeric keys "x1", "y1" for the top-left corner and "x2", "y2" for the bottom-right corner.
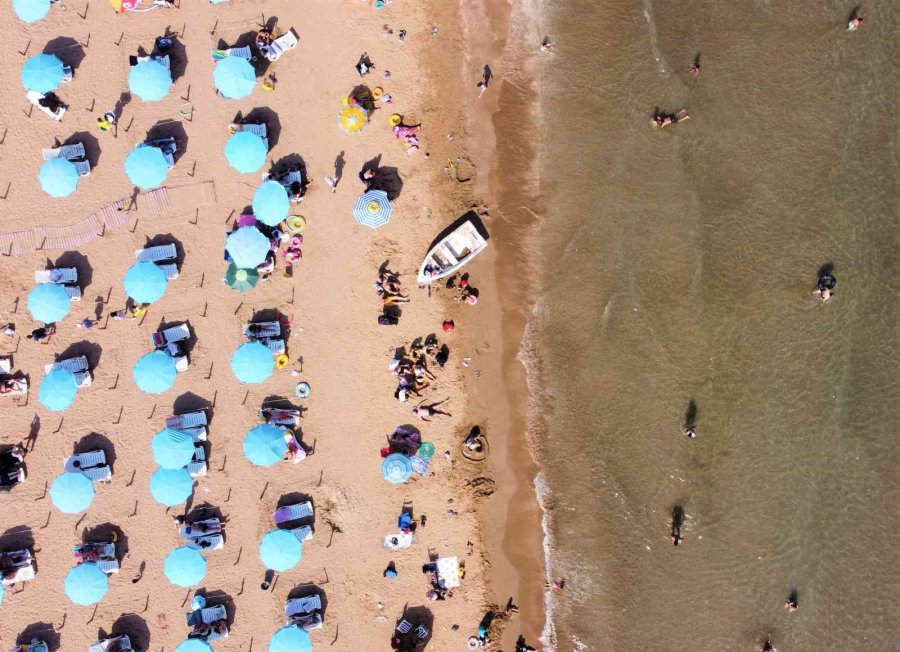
[{"x1": 0, "y1": 0, "x2": 546, "y2": 650}]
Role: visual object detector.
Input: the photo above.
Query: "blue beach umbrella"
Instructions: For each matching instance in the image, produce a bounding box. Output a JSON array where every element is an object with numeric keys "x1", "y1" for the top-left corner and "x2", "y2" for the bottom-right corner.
[
  {"x1": 269, "y1": 625, "x2": 313, "y2": 652},
  {"x1": 150, "y1": 467, "x2": 193, "y2": 506},
  {"x1": 164, "y1": 546, "x2": 207, "y2": 587},
  {"x1": 231, "y1": 341, "x2": 275, "y2": 384},
  {"x1": 252, "y1": 180, "x2": 290, "y2": 226},
  {"x1": 176, "y1": 640, "x2": 213, "y2": 652},
  {"x1": 123, "y1": 261, "x2": 168, "y2": 303},
  {"x1": 0, "y1": 580, "x2": 5, "y2": 605},
  {"x1": 39, "y1": 157, "x2": 79, "y2": 197},
  {"x1": 214, "y1": 56, "x2": 256, "y2": 99},
  {"x1": 50, "y1": 471, "x2": 95, "y2": 513},
  {"x1": 125, "y1": 145, "x2": 169, "y2": 189},
  {"x1": 259, "y1": 529, "x2": 302, "y2": 571},
  {"x1": 353, "y1": 189, "x2": 392, "y2": 228},
  {"x1": 381, "y1": 453, "x2": 413, "y2": 484},
  {"x1": 128, "y1": 59, "x2": 172, "y2": 101},
  {"x1": 22, "y1": 54, "x2": 65, "y2": 92},
  {"x1": 133, "y1": 350, "x2": 177, "y2": 394},
  {"x1": 39, "y1": 369, "x2": 78, "y2": 412},
  {"x1": 225, "y1": 131, "x2": 268, "y2": 173},
  {"x1": 226, "y1": 226, "x2": 270, "y2": 268},
  {"x1": 65, "y1": 562, "x2": 108, "y2": 605},
  {"x1": 28, "y1": 282, "x2": 71, "y2": 322},
  {"x1": 152, "y1": 428, "x2": 195, "y2": 469},
  {"x1": 13, "y1": 0, "x2": 50, "y2": 23},
  {"x1": 244, "y1": 424, "x2": 287, "y2": 467}
]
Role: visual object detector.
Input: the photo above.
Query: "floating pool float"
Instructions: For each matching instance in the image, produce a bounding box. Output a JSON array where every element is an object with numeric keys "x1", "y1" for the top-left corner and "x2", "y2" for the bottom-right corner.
[{"x1": 275, "y1": 354, "x2": 289, "y2": 369}]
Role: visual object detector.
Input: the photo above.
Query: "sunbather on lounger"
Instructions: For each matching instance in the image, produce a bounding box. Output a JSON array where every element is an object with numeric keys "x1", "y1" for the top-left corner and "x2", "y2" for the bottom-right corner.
[
  {"x1": 283, "y1": 434, "x2": 310, "y2": 464},
  {"x1": 0, "y1": 379, "x2": 25, "y2": 395},
  {"x1": 192, "y1": 620, "x2": 228, "y2": 639}
]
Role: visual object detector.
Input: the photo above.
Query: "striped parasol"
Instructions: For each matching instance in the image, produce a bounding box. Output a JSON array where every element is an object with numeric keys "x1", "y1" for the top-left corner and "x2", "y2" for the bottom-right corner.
[{"x1": 352, "y1": 189, "x2": 391, "y2": 229}]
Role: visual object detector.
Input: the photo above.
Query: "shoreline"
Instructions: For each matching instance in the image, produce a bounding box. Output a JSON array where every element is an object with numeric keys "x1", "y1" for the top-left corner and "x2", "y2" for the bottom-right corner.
[{"x1": 453, "y1": 0, "x2": 549, "y2": 649}]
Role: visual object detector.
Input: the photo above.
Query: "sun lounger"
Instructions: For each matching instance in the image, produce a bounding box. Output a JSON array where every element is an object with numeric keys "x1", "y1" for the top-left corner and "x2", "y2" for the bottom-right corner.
[
  {"x1": 135, "y1": 243, "x2": 177, "y2": 263},
  {"x1": 261, "y1": 28, "x2": 299, "y2": 62},
  {"x1": 65, "y1": 285, "x2": 82, "y2": 300},
  {"x1": 44, "y1": 355, "x2": 88, "y2": 375},
  {"x1": 243, "y1": 321, "x2": 280, "y2": 339},
  {"x1": 416, "y1": 625, "x2": 429, "y2": 640},
  {"x1": 260, "y1": 407, "x2": 300, "y2": 427},
  {"x1": 186, "y1": 446, "x2": 207, "y2": 477},
  {"x1": 273, "y1": 502, "x2": 313, "y2": 525},
  {"x1": 74, "y1": 160, "x2": 91, "y2": 176},
  {"x1": 167, "y1": 411, "x2": 207, "y2": 429},
  {"x1": 205, "y1": 627, "x2": 229, "y2": 643},
  {"x1": 0, "y1": 377, "x2": 27, "y2": 398},
  {"x1": 186, "y1": 604, "x2": 228, "y2": 627},
  {"x1": 281, "y1": 170, "x2": 303, "y2": 187},
  {"x1": 152, "y1": 323, "x2": 190, "y2": 348},
  {"x1": 79, "y1": 542, "x2": 115, "y2": 560},
  {"x1": 160, "y1": 263, "x2": 179, "y2": 280},
  {"x1": 262, "y1": 338, "x2": 286, "y2": 355},
  {"x1": 226, "y1": 46, "x2": 251, "y2": 60},
  {"x1": 83, "y1": 465, "x2": 112, "y2": 483},
  {"x1": 186, "y1": 533, "x2": 223, "y2": 551},
  {"x1": 64, "y1": 449, "x2": 106, "y2": 472},
  {"x1": 27, "y1": 90, "x2": 66, "y2": 121},
  {"x1": 89, "y1": 635, "x2": 133, "y2": 652},
  {"x1": 1, "y1": 563, "x2": 35, "y2": 585},
  {"x1": 290, "y1": 526, "x2": 312, "y2": 542},
  {"x1": 240, "y1": 122, "x2": 267, "y2": 142},
  {"x1": 397, "y1": 620, "x2": 412, "y2": 634},
  {"x1": 96, "y1": 558, "x2": 120, "y2": 574},
  {"x1": 42, "y1": 142, "x2": 86, "y2": 161},
  {"x1": 285, "y1": 594, "x2": 322, "y2": 619},
  {"x1": 35, "y1": 267, "x2": 78, "y2": 284},
  {"x1": 135, "y1": 54, "x2": 170, "y2": 69},
  {"x1": 0, "y1": 357, "x2": 9, "y2": 374},
  {"x1": 180, "y1": 518, "x2": 221, "y2": 539},
  {"x1": 74, "y1": 370, "x2": 92, "y2": 387}
]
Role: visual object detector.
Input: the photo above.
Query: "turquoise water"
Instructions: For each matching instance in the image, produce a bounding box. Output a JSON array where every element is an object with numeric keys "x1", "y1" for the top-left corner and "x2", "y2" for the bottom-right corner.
[{"x1": 531, "y1": 1, "x2": 900, "y2": 649}]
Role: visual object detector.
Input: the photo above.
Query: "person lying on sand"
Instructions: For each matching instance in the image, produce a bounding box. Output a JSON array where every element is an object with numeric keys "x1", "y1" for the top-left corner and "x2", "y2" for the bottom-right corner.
[{"x1": 412, "y1": 399, "x2": 452, "y2": 421}]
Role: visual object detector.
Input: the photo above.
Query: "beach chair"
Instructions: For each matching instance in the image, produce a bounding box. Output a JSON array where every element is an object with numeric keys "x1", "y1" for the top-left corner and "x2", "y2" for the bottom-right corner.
[
  {"x1": 151, "y1": 323, "x2": 190, "y2": 348},
  {"x1": 42, "y1": 143, "x2": 86, "y2": 161},
  {"x1": 243, "y1": 321, "x2": 280, "y2": 339},
  {"x1": 186, "y1": 604, "x2": 228, "y2": 627},
  {"x1": 416, "y1": 625, "x2": 429, "y2": 640},
  {"x1": 0, "y1": 357, "x2": 9, "y2": 374},
  {"x1": 160, "y1": 263, "x2": 179, "y2": 280},
  {"x1": 396, "y1": 620, "x2": 412, "y2": 635},
  {"x1": 83, "y1": 465, "x2": 112, "y2": 483},
  {"x1": 64, "y1": 449, "x2": 106, "y2": 472},
  {"x1": 34, "y1": 267, "x2": 78, "y2": 284},
  {"x1": 27, "y1": 90, "x2": 66, "y2": 121},
  {"x1": 74, "y1": 160, "x2": 91, "y2": 176},
  {"x1": 274, "y1": 502, "x2": 313, "y2": 526},
  {"x1": 205, "y1": 627, "x2": 230, "y2": 643},
  {"x1": 44, "y1": 356, "x2": 88, "y2": 375},
  {"x1": 262, "y1": 28, "x2": 299, "y2": 62},
  {"x1": 241, "y1": 122, "x2": 268, "y2": 144},
  {"x1": 291, "y1": 526, "x2": 312, "y2": 542},
  {"x1": 167, "y1": 411, "x2": 207, "y2": 429},
  {"x1": 89, "y1": 635, "x2": 133, "y2": 652},
  {"x1": 186, "y1": 446, "x2": 207, "y2": 477},
  {"x1": 135, "y1": 54, "x2": 171, "y2": 69},
  {"x1": 285, "y1": 594, "x2": 322, "y2": 620},
  {"x1": 262, "y1": 338, "x2": 286, "y2": 355},
  {"x1": 180, "y1": 518, "x2": 221, "y2": 539},
  {"x1": 74, "y1": 370, "x2": 92, "y2": 387},
  {"x1": 65, "y1": 285, "x2": 82, "y2": 300},
  {"x1": 173, "y1": 353, "x2": 189, "y2": 373},
  {"x1": 135, "y1": 243, "x2": 177, "y2": 263},
  {"x1": 260, "y1": 407, "x2": 300, "y2": 427},
  {"x1": 281, "y1": 170, "x2": 303, "y2": 188},
  {"x1": 186, "y1": 533, "x2": 223, "y2": 551},
  {"x1": 97, "y1": 558, "x2": 120, "y2": 574}
]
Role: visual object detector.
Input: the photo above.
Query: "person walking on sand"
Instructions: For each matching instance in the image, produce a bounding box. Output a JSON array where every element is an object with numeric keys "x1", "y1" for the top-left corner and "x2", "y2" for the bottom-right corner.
[
  {"x1": 540, "y1": 37, "x2": 556, "y2": 53},
  {"x1": 412, "y1": 398, "x2": 452, "y2": 421}
]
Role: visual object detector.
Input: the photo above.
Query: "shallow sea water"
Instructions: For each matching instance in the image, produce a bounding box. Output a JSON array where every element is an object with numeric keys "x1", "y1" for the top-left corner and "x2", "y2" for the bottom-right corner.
[{"x1": 530, "y1": 1, "x2": 900, "y2": 649}]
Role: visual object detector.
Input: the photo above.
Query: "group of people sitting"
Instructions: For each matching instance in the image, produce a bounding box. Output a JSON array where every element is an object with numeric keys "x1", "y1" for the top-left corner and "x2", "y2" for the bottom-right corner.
[
  {"x1": 376, "y1": 269, "x2": 410, "y2": 307},
  {"x1": 390, "y1": 336, "x2": 449, "y2": 402},
  {"x1": 391, "y1": 122, "x2": 423, "y2": 154}
]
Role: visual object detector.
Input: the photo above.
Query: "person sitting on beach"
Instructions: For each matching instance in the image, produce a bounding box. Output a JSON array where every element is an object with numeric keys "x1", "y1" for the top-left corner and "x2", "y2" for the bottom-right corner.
[{"x1": 256, "y1": 28, "x2": 274, "y2": 48}]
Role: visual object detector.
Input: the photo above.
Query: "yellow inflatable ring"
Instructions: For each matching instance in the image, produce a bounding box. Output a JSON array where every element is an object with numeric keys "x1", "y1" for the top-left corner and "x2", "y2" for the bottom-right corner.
[
  {"x1": 372, "y1": 86, "x2": 384, "y2": 100},
  {"x1": 275, "y1": 354, "x2": 290, "y2": 369},
  {"x1": 286, "y1": 215, "x2": 306, "y2": 232},
  {"x1": 389, "y1": 113, "x2": 402, "y2": 126}
]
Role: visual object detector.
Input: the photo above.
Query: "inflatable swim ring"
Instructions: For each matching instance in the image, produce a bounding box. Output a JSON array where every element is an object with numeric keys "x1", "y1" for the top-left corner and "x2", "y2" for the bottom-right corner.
[
  {"x1": 275, "y1": 354, "x2": 289, "y2": 369},
  {"x1": 295, "y1": 382, "x2": 311, "y2": 398}
]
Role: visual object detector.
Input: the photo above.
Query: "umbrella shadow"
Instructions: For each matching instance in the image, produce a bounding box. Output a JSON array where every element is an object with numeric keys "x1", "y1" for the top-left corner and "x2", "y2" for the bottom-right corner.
[
  {"x1": 61, "y1": 131, "x2": 101, "y2": 171},
  {"x1": 370, "y1": 166, "x2": 404, "y2": 201},
  {"x1": 145, "y1": 121, "x2": 188, "y2": 165},
  {"x1": 1, "y1": 525, "x2": 35, "y2": 552},
  {"x1": 172, "y1": 392, "x2": 213, "y2": 417},
  {"x1": 57, "y1": 340, "x2": 102, "y2": 371},
  {"x1": 44, "y1": 36, "x2": 86, "y2": 69},
  {"x1": 193, "y1": 588, "x2": 235, "y2": 624},
  {"x1": 16, "y1": 623, "x2": 60, "y2": 651},
  {"x1": 145, "y1": 233, "x2": 185, "y2": 268},
  {"x1": 109, "y1": 613, "x2": 151, "y2": 652},
  {"x1": 395, "y1": 605, "x2": 434, "y2": 650},
  {"x1": 73, "y1": 432, "x2": 117, "y2": 474},
  {"x1": 159, "y1": 30, "x2": 188, "y2": 82},
  {"x1": 50, "y1": 250, "x2": 93, "y2": 290},
  {"x1": 82, "y1": 522, "x2": 128, "y2": 561},
  {"x1": 239, "y1": 107, "x2": 282, "y2": 149}
]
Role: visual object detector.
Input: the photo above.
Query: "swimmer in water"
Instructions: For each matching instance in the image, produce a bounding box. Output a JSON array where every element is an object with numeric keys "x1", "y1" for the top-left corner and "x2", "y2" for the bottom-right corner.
[
  {"x1": 815, "y1": 273, "x2": 836, "y2": 302},
  {"x1": 785, "y1": 596, "x2": 798, "y2": 612},
  {"x1": 848, "y1": 16, "x2": 863, "y2": 31}
]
